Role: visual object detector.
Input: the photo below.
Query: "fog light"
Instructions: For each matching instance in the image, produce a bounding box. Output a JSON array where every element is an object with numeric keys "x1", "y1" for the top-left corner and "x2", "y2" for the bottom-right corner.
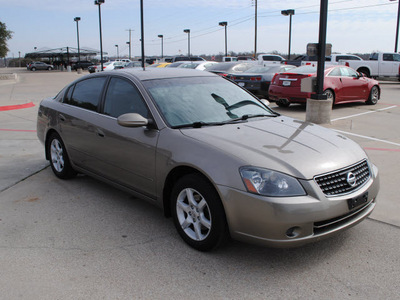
[{"x1": 286, "y1": 226, "x2": 301, "y2": 238}]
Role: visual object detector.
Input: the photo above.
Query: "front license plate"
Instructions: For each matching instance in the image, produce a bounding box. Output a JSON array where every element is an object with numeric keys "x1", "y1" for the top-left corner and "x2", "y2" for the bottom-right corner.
[
  {"x1": 347, "y1": 192, "x2": 368, "y2": 210},
  {"x1": 238, "y1": 82, "x2": 245, "y2": 87},
  {"x1": 282, "y1": 81, "x2": 291, "y2": 86}
]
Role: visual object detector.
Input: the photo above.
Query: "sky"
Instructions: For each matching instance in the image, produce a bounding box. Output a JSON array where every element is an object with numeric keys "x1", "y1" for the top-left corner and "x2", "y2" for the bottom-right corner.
[{"x1": 1, "y1": 0, "x2": 399, "y2": 59}]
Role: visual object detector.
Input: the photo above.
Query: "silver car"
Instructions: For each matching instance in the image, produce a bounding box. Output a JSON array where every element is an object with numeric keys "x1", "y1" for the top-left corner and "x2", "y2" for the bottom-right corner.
[{"x1": 37, "y1": 68, "x2": 379, "y2": 251}]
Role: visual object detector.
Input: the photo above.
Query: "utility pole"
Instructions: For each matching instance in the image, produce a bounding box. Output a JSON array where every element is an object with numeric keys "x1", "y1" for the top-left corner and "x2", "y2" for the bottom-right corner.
[
  {"x1": 126, "y1": 28, "x2": 133, "y2": 59},
  {"x1": 253, "y1": 0, "x2": 258, "y2": 59}
]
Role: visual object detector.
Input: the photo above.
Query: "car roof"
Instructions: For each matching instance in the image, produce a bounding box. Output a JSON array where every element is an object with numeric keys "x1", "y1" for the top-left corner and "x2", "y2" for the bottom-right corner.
[{"x1": 91, "y1": 67, "x2": 218, "y2": 81}]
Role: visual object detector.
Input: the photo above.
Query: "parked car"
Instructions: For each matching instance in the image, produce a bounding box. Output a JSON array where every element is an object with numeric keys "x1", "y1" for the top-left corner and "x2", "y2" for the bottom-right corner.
[
  {"x1": 268, "y1": 65, "x2": 380, "y2": 107},
  {"x1": 165, "y1": 61, "x2": 190, "y2": 68},
  {"x1": 301, "y1": 54, "x2": 363, "y2": 67},
  {"x1": 341, "y1": 52, "x2": 400, "y2": 79},
  {"x1": 222, "y1": 56, "x2": 238, "y2": 62},
  {"x1": 284, "y1": 55, "x2": 318, "y2": 67},
  {"x1": 228, "y1": 65, "x2": 296, "y2": 98},
  {"x1": 27, "y1": 61, "x2": 54, "y2": 71},
  {"x1": 72, "y1": 61, "x2": 94, "y2": 70},
  {"x1": 177, "y1": 61, "x2": 219, "y2": 71},
  {"x1": 87, "y1": 65, "x2": 98, "y2": 73},
  {"x1": 257, "y1": 54, "x2": 286, "y2": 66},
  {"x1": 37, "y1": 68, "x2": 379, "y2": 251},
  {"x1": 164, "y1": 56, "x2": 205, "y2": 62},
  {"x1": 103, "y1": 61, "x2": 125, "y2": 71},
  {"x1": 149, "y1": 62, "x2": 171, "y2": 68},
  {"x1": 206, "y1": 62, "x2": 256, "y2": 76},
  {"x1": 118, "y1": 61, "x2": 148, "y2": 69}
]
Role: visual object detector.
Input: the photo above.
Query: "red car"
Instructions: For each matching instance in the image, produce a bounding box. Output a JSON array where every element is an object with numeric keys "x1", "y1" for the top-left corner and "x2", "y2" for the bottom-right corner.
[{"x1": 268, "y1": 65, "x2": 380, "y2": 107}]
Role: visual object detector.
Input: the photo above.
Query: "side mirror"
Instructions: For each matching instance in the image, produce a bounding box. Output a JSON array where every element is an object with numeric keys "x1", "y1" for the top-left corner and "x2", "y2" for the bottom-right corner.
[{"x1": 117, "y1": 113, "x2": 151, "y2": 127}]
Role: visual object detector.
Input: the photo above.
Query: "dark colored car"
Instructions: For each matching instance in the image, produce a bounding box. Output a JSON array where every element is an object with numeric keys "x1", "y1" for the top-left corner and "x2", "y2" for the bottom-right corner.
[
  {"x1": 206, "y1": 62, "x2": 256, "y2": 77},
  {"x1": 228, "y1": 65, "x2": 296, "y2": 98},
  {"x1": 72, "y1": 61, "x2": 95, "y2": 70},
  {"x1": 27, "y1": 61, "x2": 54, "y2": 71},
  {"x1": 268, "y1": 65, "x2": 380, "y2": 107},
  {"x1": 164, "y1": 56, "x2": 205, "y2": 62}
]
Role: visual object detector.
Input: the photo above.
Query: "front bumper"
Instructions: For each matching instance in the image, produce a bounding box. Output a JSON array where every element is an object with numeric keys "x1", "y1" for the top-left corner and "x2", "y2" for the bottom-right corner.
[{"x1": 217, "y1": 166, "x2": 379, "y2": 248}]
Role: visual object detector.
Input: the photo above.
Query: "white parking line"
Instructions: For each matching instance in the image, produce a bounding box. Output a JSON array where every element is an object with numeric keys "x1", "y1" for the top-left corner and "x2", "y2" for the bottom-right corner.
[
  {"x1": 334, "y1": 129, "x2": 400, "y2": 147},
  {"x1": 331, "y1": 106, "x2": 397, "y2": 122}
]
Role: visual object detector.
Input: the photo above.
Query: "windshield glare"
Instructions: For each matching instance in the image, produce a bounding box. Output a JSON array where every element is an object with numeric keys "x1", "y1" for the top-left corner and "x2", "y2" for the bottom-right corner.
[{"x1": 143, "y1": 76, "x2": 274, "y2": 127}]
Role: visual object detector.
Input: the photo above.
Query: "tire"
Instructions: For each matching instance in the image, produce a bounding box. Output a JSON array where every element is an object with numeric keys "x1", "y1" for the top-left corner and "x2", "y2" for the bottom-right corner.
[
  {"x1": 323, "y1": 89, "x2": 335, "y2": 106},
  {"x1": 31, "y1": 67, "x2": 36, "y2": 71},
  {"x1": 47, "y1": 67, "x2": 52, "y2": 70},
  {"x1": 366, "y1": 86, "x2": 379, "y2": 105},
  {"x1": 47, "y1": 133, "x2": 76, "y2": 179},
  {"x1": 171, "y1": 174, "x2": 228, "y2": 251},
  {"x1": 276, "y1": 99, "x2": 290, "y2": 107}
]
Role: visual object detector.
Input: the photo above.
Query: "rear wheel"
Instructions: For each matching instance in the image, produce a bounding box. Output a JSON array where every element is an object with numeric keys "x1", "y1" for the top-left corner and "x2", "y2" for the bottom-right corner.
[
  {"x1": 171, "y1": 174, "x2": 228, "y2": 251},
  {"x1": 366, "y1": 86, "x2": 379, "y2": 105},
  {"x1": 31, "y1": 67, "x2": 36, "y2": 71},
  {"x1": 47, "y1": 133, "x2": 76, "y2": 179},
  {"x1": 276, "y1": 99, "x2": 290, "y2": 107},
  {"x1": 323, "y1": 89, "x2": 335, "y2": 106}
]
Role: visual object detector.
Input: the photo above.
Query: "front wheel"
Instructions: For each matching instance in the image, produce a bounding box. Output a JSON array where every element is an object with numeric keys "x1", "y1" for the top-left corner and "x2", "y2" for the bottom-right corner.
[
  {"x1": 366, "y1": 86, "x2": 379, "y2": 105},
  {"x1": 47, "y1": 133, "x2": 76, "y2": 179},
  {"x1": 171, "y1": 174, "x2": 228, "y2": 251}
]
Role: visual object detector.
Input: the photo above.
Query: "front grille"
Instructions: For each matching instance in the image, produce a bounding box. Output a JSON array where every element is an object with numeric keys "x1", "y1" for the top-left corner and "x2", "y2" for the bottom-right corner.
[{"x1": 314, "y1": 160, "x2": 371, "y2": 196}]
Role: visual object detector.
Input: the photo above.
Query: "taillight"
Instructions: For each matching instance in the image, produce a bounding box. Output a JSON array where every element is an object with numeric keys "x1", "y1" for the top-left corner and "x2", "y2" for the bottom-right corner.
[
  {"x1": 271, "y1": 74, "x2": 278, "y2": 84},
  {"x1": 345, "y1": 62, "x2": 349, "y2": 67},
  {"x1": 220, "y1": 73, "x2": 228, "y2": 77},
  {"x1": 250, "y1": 77, "x2": 262, "y2": 81},
  {"x1": 230, "y1": 75, "x2": 236, "y2": 80}
]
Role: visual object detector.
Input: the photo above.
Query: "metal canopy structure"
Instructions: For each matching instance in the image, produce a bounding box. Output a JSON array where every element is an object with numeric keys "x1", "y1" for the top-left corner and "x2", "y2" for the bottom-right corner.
[{"x1": 24, "y1": 47, "x2": 107, "y2": 62}]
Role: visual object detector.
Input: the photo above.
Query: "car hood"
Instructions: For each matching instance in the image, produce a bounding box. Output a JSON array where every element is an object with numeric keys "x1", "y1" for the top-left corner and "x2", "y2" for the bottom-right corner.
[{"x1": 180, "y1": 116, "x2": 367, "y2": 179}]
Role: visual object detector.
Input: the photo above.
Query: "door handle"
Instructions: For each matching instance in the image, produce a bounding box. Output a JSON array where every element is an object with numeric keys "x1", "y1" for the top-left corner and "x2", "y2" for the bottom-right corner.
[{"x1": 96, "y1": 129, "x2": 105, "y2": 137}]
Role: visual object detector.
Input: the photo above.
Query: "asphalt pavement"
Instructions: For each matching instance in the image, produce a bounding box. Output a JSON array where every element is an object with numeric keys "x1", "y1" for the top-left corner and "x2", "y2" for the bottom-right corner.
[{"x1": 0, "y1": 68, "x2": 399, "y2": 299}]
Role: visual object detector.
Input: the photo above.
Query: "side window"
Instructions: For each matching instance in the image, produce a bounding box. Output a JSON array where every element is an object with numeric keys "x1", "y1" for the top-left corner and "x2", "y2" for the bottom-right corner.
[
  {"x1": 328, "y1": 67, "x2": 341, "y2": 76},
  {"x1": 67, "y1": 77, "x2": 107, "y2": 112},
  {"x1": 393, "y1": 54, "x2": 400, "y2": 62},
  {"x1": 103, "y1": 77, "x2": 149, "y2": 118},
  {"x1": 383, "y1": 54, "x2": 393, "y2": 61}
]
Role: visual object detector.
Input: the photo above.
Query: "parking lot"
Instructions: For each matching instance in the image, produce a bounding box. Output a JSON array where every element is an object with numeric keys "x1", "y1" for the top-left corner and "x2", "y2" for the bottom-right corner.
[{"x1": 0, "y1": 68, "x2": 399, "y2": 299}]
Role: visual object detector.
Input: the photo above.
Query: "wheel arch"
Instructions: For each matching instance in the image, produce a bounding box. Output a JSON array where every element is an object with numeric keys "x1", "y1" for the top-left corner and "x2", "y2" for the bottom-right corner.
[
  {"x1": 162, "y1": 166, "x2": 218, "y2": 218},
  {"x1": 44, "y1": 129, "x2": 61, "y2": 161},
  {"x1": 357, "y1": 67, "x2": 371, "y2": 78}
]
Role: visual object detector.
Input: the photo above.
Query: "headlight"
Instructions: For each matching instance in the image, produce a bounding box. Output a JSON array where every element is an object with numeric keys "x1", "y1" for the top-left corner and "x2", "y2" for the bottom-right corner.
[{"x1": 240, "y1": 167, "x2": 306, "y2": 197}]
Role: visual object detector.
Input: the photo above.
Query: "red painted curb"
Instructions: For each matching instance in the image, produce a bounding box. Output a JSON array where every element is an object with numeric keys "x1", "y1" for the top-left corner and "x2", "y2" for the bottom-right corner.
[{"x1": 0, "y1": 102, "x2": 35, "y2": 111}]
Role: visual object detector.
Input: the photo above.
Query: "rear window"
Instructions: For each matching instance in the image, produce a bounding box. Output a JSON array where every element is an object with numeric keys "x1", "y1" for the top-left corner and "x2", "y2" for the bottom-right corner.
[{"x1": 285, "y1": 65, "x2": 317, "y2": 74}]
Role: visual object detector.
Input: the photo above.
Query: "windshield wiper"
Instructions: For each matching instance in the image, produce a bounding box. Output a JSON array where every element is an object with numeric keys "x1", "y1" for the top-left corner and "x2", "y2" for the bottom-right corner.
[
  {"x1": 172, "y1": 121, "x2": 225, "y2": 129},
  {"x1": 222, "y1": 113, "x2": 278, "y2": 124}
]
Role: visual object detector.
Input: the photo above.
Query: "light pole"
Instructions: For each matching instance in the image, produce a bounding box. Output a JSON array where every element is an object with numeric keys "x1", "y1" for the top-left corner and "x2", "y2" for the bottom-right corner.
[
  {"x1": 281, "y1": 9, "x2": 295, "y2": 60},
  {"x1": 94, "y1": 0, "x2": 105, "y2": 71},
  {"x1": 390, "y1": 0, "x2": 400, "y2": 52},
  {"x1": 126, "y1": 42, "x2": 131, "y2": 60},
  {"x1": 158, "y1": 35, "x2": 164, "y2": 58},
  {"x1": 115, "y1": 44, "x2": 119, "y2": 59},
  {"x1": 74, "y1": 17, "x2": 81, "y2": 63},
  {"x1": 184, "y1": 29, "x2": 190, "y2": 57},
  {"x1": 219, "y1": 21, "x2": 228, "y2": 57}
]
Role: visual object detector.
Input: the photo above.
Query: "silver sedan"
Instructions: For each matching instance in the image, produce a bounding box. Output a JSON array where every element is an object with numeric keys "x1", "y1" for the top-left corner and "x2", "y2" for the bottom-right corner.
[{"x1": 37, "y1": 68, "x2": 379, "y2": 251}]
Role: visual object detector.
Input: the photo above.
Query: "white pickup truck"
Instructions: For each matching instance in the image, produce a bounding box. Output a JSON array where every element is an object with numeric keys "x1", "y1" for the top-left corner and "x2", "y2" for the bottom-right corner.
[{"x1": 340, "y1": 52, "x2": 400, "y2": 79}]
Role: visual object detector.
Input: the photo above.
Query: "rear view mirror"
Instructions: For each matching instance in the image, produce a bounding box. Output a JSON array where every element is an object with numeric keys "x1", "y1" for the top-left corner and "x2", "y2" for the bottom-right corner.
[{"x1": 117, "y1": 113, "x2": 149, "y2": 127}]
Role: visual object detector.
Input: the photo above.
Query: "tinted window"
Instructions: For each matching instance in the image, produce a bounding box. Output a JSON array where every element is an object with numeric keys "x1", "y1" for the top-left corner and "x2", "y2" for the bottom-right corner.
[
  {"x1": 103, "y1": 77, "x2": 149, "y2": 118},
  {"x1": 394, "y1": 54, "x2": 400, "y2": 62},
  {"x1": 340, "y1": 67, "x2": 358, "y2": 78},
  {"x1": 66, "y1": 77, "x2": 107, "y2": 112},
  {"x1": 383, "y1": 54, "x2": 393, "y2": 61}
]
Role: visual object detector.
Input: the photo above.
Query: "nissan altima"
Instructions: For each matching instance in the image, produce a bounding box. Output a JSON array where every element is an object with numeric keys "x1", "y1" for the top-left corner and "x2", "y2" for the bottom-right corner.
[{"x1": 37, "y1": 68, "x2": 379, "y2": 251}]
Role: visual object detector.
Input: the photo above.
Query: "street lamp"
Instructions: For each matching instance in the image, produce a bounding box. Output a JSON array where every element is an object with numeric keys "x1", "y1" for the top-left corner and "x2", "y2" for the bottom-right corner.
[
  {"x1": 219, "y1": 21, "x2": 228, "y2": 57},
  {"x1": 94, "y1": 0, "x2": 105, "y2": 71},
  {"x1": 158, "y1": 35, "x2": 164, "y2": 58},
  {"x1": 183, "y1": 29, "x2": 190, "y2": 57},
  {"x1": 390, "y1": 0, "x2": 400, "y2": 52},
  {"x1": 115, "y1": 44, "x2": 119, "y2": 59},
  {"x1": 281, "y1": 9, "x2": 295, "y2": 60},
  {"x1": 126, "y1": 42, "x2": 131, "y2": 60},
  {"x1": 74, "y1": 17, "x2": 81, "y2": 63}
]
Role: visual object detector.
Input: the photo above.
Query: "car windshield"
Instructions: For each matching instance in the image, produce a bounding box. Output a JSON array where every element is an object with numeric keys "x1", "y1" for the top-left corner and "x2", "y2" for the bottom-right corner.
[{"x1": 143, "y1": 76, "x2": 276, "y2": 128}]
